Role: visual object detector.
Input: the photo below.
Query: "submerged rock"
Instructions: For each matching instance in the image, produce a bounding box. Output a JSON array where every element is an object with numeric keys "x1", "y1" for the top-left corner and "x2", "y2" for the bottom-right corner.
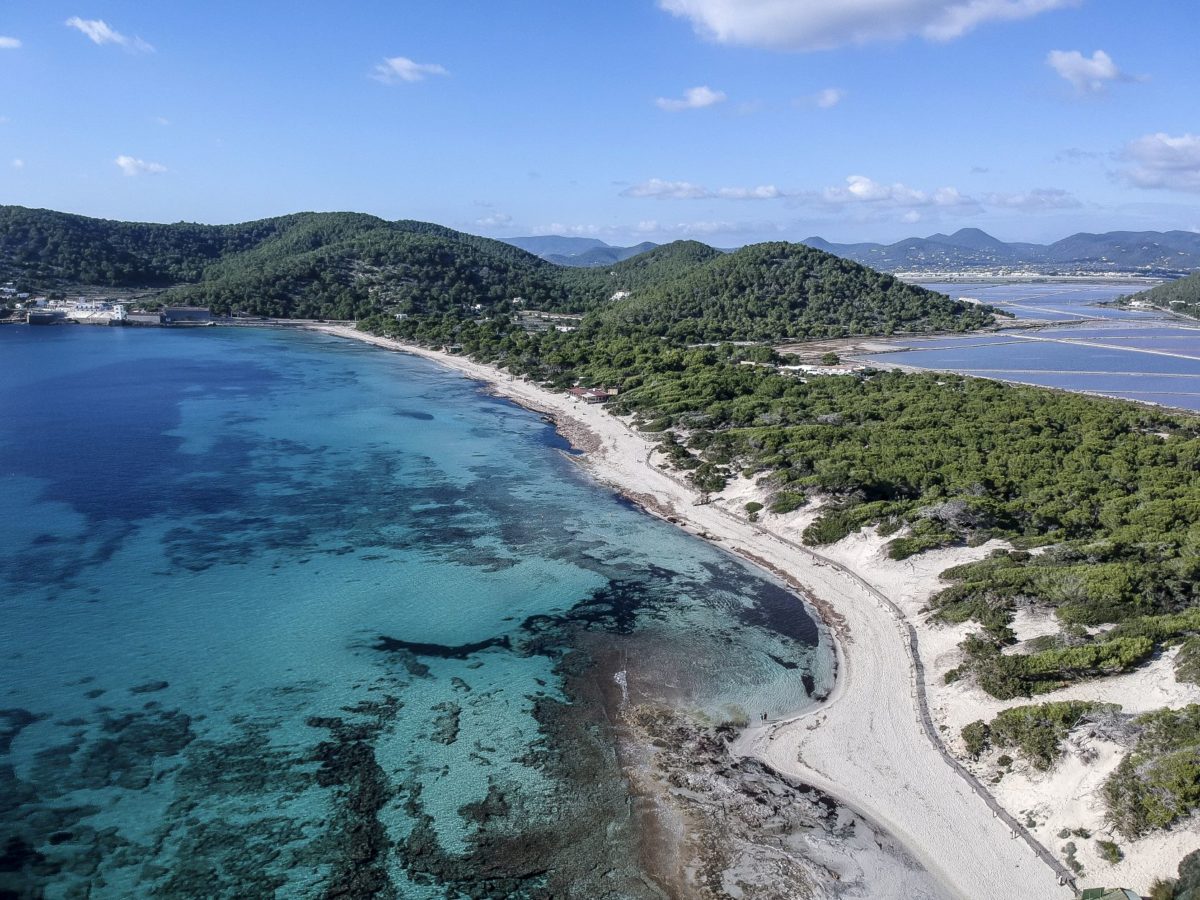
[{"x1": 429, "y1": 702, "x2": 461, "y2": 745}]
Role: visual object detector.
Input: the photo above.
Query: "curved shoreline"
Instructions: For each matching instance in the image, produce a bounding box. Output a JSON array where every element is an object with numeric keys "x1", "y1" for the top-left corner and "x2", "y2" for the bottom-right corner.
[{"x1": 306, "y1": 325, "x2": 1075, "y2": 899}]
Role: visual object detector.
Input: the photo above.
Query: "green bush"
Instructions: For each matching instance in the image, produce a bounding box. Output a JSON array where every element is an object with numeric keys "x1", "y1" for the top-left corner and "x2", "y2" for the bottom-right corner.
[
  {"x1": 640, "y1": 417, "x2": 672, "y2": 432},
  {"x1": 1096, "y1": 839, "x2": 1124, "y2": 864},
  {"x1": 987, "y1": 701, "x2": 1119, "y2": 770},
  {"x1": 769, "y1": 491, "x2": 807, "y2": 515},
  {"x1": 962, "y1": 720, "x2": 990, "y2": 757},
  {"x1": 1177, "y1": 637, "x2": 1200, "y2": 685},
  {"x1": 963, "y1": 634, "x2": 1154, "y2": 699},
  {"x1": 1104, "y1": 706, "x2": 1200, "y2": 838}
]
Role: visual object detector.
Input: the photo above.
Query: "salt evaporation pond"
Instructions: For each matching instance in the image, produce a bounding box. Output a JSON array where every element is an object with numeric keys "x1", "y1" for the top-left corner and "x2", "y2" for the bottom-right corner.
[{"x1": 862, "y1": 281, "x2": 1200, "y2": 412}]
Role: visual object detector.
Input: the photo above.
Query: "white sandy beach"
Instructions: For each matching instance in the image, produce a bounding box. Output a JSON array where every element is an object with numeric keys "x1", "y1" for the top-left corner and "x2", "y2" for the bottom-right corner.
[{"x1": 308, "y1": 324, "x2": 1192, "y2": 898}]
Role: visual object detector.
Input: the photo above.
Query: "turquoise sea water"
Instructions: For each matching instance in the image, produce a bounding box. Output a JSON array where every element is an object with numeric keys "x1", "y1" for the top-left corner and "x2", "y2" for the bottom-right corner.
[{"x1": 0, "y1": 325, "x2": 832, "y2": 898}]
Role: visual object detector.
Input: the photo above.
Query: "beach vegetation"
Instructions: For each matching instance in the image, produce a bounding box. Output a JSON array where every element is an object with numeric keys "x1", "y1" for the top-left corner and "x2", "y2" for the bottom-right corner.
[
  {"x1": 768, "y1": 491, "x2": 806, "y2": 515},
  {"x1": 1096, "y1": 839, "x2": 1124, "y2": 864},
  {"x1": 1103, "y1": 705, "x2": 1200, "y2": 838},
  {"x1": 961, "y1": 719, "x2": 989, "y2": 757},
  {"x1": 1176, "y1": 637, "x2": 1200, "y2": 685},
  {"x1": 1149, "y1": 849, "x2": 1200, "y2": 899},
  {"x1": 964, "y1": 701, "x2": 1120, "y2": 769}
]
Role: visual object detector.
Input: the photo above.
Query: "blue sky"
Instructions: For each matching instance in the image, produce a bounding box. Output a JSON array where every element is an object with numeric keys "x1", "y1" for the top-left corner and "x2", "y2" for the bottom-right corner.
[{"x1": 2, "y1": 0, "x2": 1198, "y2": 244}]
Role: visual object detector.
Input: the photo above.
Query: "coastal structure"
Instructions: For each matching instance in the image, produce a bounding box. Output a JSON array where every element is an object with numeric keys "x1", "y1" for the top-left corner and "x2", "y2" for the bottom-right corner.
[
  {"x1": 568, "y1": 386, "x2": 617, "y2": 404},
  {"x1": 161, "y1": 306, "x2": 214, "y2": 325},
  {"x1": 64, "y1": 300, "x2": 127, "y2": 325},
  {"x1": 27, "y1": 309, "x2": 64, "y2": 325}
]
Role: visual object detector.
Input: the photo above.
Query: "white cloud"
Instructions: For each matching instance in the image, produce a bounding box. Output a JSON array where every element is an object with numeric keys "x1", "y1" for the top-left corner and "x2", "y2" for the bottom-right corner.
[
  {"x1": 115, "y1": 155, "x2": 167, "y2": 176},
  {"x1": 1046, "y1": 49, "x2": 1127, "y2": 93},
  {"x1": 531, "y1": 219, "x2": 776, "y2": 241},
  {"x1": 655, "y1": 85, "x2": 725, "y2": 111},
  {"x1": 659, "y1": 0, "x2": 1079, "y2": 51},
  {"x1": 716, "y1": 185, "x2": 783, "y2": 200},
  {"x1": 636, "y1": 219, "x2": 735, "y2": 236},
  {"x1": 0, "y1": 36, "x2": 21, "y2": 49},
  {"x1": 152, "y1": 116, "x2": 171, "y2": 126},
  {"x1": 11, "y1": 158, "x2": 24, "y2": 169},
  {"x1": 622, "y1": 178, "x2": 709, "y2": 199},
  {"x1": 372, "y1": 56, "x2": 449, "y2": 84},
  {"x1": 822, "y1": 175, "x2": 973, "y2": 208},
  {"x1": 621, "y1": 178, "x2": 783, "y2": 200},
  {"x1": 1122, "y1": 133, "x2": 1200, "y2": 193},
  {"x1": 533, "y1": 223, "x2": 603, "y2": 237},
  {"x1": 814, "y1": 87, "x2": 846, "y2": 108},
  {"x1": 475, "y1": 212, "x2": 513, "y2": 228},
  {"x1": 983, "y1": 188, "x2": 1080, "y2": 209},
  {"x1": 65, "y1": 17, "x2": 154, "y2": 52}
]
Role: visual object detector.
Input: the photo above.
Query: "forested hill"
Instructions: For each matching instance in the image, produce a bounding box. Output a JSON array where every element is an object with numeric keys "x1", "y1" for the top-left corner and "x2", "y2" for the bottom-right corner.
[
  {"x1": 1130, "y1": 272, "x2": 1200, "y2": 319},
  {"x1": 0, "y1": 206, "x2": 573, "y2": 318},
  {"x1": 595, "y1": 242, "x2": 993, "y2": 341},
  {"x1": 0, "y1": 205, "x2": 994, "y2": 335}
]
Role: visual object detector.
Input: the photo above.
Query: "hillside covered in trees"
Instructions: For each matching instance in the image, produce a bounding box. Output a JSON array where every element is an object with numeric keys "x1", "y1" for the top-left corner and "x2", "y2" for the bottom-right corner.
[
  {"x1": 1131, "y1": 272, "x2": 1200, "y2": 319},
  {"x1": 0, "y1": 206, "x2": 990, "y2": 336},
  {"x1": 597, "y1": 242, "x2": 992, "y2": 340}
]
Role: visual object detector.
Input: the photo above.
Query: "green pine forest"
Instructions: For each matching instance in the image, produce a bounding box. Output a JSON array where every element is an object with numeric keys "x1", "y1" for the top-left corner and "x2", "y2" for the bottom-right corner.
[
  {"x1": 1132, "y1": 271, "x2": 1200, "y2": 319},
  {"x1": 7, "y1": 204, "x2": 1200, "y2": 836}
]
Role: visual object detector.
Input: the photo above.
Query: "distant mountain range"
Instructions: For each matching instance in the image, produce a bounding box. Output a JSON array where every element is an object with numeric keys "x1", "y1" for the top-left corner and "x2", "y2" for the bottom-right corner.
[
  {"x1": 504, "y1": 228, "x2": 1200, "y2": 275},
  {"x1": 800, "y1": 227, "x2": 1200, "y2": 275},
  {"x1": 501, "y1": 236, "x2": 659, "y2": 268}
]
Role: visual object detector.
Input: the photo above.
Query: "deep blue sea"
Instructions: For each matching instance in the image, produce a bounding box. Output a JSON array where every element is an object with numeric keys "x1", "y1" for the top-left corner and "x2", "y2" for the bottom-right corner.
[{"x1": 0, "y1": 325, "x2": 832, "y2": 898}]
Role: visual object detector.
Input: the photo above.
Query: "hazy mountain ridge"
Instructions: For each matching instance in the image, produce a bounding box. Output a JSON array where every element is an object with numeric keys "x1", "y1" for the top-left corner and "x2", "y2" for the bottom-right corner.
[
  {"x1": 801, "y1": 227, "x2": 1200, "y2": 274},
  {"x1": 502, "y1": 236, "x2": 660, "y2": 267}
]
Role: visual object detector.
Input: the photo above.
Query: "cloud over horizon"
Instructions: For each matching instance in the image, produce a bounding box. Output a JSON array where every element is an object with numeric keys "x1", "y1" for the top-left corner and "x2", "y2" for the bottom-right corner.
[
  {"x1": 66, "y1": 17, "x2": 154, "y2": 52},
  {"x1": 115, "y1": 155, "x2": 167, "y2": 176},
  {"x1": 372, "y1": 56, "x2": 449, "y2": 83},
  {"x1": 621, "y1": 174, "x2": 1083, "y2": 220},
  {"x1": 983, "y1": 188, "x2": 1081, "y2": 209},
  {"x1": 0, "y1": 36, "x2": 21, "y2": 49},
  {"x1": 658, "y1": 0, "x2": 1079, "y2": 51},
  {"x1": 655, "y1": 85, "x2": 726, "y2": 111},
  {"x1": 622, "y1": 178, "x2": 782, "y2": 200},
  {"x1": 820, "y1": 175, "x2": 976, "y2": 211},
  {"x1": 1122, "y1": 133, "x2": 1200, "y2": 193}
]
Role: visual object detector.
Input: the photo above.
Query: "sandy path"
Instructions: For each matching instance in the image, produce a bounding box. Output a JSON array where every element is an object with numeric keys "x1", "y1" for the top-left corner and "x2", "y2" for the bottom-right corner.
[{"x1": 308, "y1": 325, "x2": 1076, "y2": 899}]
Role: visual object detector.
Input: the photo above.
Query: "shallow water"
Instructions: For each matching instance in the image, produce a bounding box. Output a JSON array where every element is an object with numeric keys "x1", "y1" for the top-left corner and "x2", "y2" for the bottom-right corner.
[{"x1": 0, "y1": 325, "x2": 833, "y2": 897}]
